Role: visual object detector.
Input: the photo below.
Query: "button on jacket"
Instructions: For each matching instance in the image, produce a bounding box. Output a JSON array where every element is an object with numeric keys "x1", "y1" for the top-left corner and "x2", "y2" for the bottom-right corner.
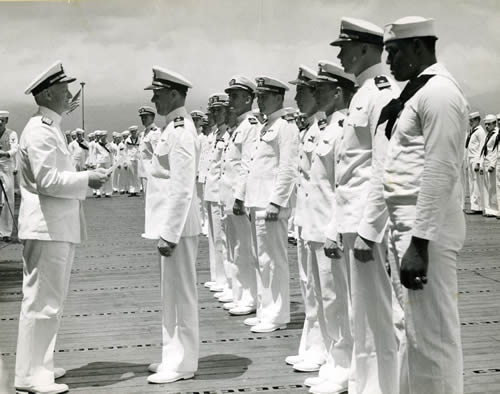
[
  {"x1": 150, "y1": 107, "x2": 201, "y2": 243},
  {"x1": 17, "y1": 106, "x2": 89, "y2": 243},
  {"x1": 333, "y1": 64, "x2": 399, "y2": 240},
  {"x1": 244, "y1": 108, "x2": 299, "y2": 209},
  {"x1": 220, "y1": 111, "x2": 260, "y2": 211}
]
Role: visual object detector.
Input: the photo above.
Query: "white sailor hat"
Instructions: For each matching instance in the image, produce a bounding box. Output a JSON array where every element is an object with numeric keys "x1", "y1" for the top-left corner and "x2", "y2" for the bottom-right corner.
[
  {"x1": 0, "y1": 110, "x2": 9, "y2": 118},
  {"x1": 330, "y1": 17, "x2": 384, "y2": 47},
  {"x1": 497, "y1": 114, "x2": 500, "y2": 120},
  {"x1": 70, "y1": 130, "x2": 77, "y2": 136},
  {"x1": 384, "y1": 16, "x2": 437, "y2": 43},
  {"x1": 225, "y1": 75, "x2": 257, "y2": 94},
  {"x1": 255, "y1": 76, "x2": 289, "y2": 94},
  {"x1": 112, "y1": 131, "x2": 119, "y2": 137},
  {"x1": 138, "y1": 106, "x2": 156, "y2": 116},
  {"x1": 313, "y1": 61, "x2": 356, "y2": 89},
  {"x1": 485, "y1": 114, "x2": 497, "y2": 124},
  {"x1": 469, "y1": 111, "x2": 480, "y2": 120},
  {"x1": 88, "y1": 132, "x2": 94, "y2": 138},
  {"x1": 121, "y1": 130, "x2": 130, "y2": 137},
  {"x1": 144, "y1": 65, "x2": 192, "y2": 91},
  {"x1": 25, "y1": 60, "x2": 76, "y2": 96},
  {"x1": 208, "y1": 93, "x2": 230, "y2": 108},
  {"x1": 190, "y1": 110, "x2": 205, "y2": 119},
  {"x1": 64, "y1": 130, "x2": 71, "y2": 136},
  {"x1": 288, "y1": 66, "x2": 318, "y2": 87},
  {"x1": 75, "y1": 128, "x2": 84, "y2": 134},
  {"x1": 128, "y1": 125, "x2": 138, "y2": 132}
]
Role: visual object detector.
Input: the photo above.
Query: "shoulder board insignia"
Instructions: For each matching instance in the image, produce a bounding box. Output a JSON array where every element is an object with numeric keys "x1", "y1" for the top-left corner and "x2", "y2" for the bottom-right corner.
[
  {"x1": 174, "y1": 116, "x2": 184, "y2": 128},
  {"x1": 338, "y1": 119, "x2": 344, "y2": 127},
  {"x1": 318, "y1": 118, "x2": 327, "y2": 131},
  {"x1": 281, "y1": 113, "x2": 295, "y2": 122},
  {"x1": 41, "y1": 117, "x2": 53, "y2": 126},
  {"x1": 374, "y1": 75, "x2": 391, "y2": 90},
  {"x1": 248, "y1": 117, "x2": 258, "y2": 125}
]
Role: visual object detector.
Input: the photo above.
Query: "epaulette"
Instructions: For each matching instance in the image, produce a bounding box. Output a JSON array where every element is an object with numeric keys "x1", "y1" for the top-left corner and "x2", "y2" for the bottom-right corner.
[
  {"x1": 282, "y1": 113, "x2": 295, "y2": 123},
  {"x1": 248, "y1": 117, "x2": 258, "y2": 125},
  {"x1": 338, "y1": 119, "x2": 344, "y2": 127},
  {"x1": 41, "y1": 117, "x2": 53, "y2": 126},
  {"x1": 374, "y1": 75, "x2": 391, "y2": 90},
  {"x1": 174, "y1": 116, "x2": 184, "y2": 128},
  {"x1": 318, "y1": 118, "x2": 327, "y2": 131}
]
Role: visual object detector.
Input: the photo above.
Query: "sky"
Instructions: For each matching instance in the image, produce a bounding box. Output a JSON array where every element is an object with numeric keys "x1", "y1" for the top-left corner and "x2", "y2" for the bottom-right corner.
[{"x1": 0, "y1": 0, "x2": 499, "y2": 133}]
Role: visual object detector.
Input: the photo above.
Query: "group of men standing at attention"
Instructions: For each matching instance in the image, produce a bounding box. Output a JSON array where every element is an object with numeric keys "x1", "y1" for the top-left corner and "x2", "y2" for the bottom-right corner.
[{"x1": 3, "y1": 14, "x2": 473, "y2": 394}]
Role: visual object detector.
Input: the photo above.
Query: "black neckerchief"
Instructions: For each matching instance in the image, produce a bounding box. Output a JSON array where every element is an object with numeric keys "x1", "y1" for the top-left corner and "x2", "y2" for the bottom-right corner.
[
  {"x1": 128, "y1": 137, "x2": 139, "y2": 146},
  {"x1": 77, "y1": 140, "x2": 89, "y2": 150},
  {"x1": 99, "y1": 141, "x2": 110, "y2": 153},
  {"x1": 465, "y1": 126, "x2": 478, "y2": 149},
  {"x1": 481, "y1": 131, "x2": 495, "y2": 157},
  {"x1": 377, "y1": 74, "x2": 435, "y2": 140}
]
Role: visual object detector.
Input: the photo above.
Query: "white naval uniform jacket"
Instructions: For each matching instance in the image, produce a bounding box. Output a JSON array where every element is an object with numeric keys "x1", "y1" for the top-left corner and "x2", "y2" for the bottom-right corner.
[
  {"x1": 150, "y1": 107, "x2": 201, "y2": 244},
  {"x1": 467, "y1": 125, "x2": 486, "y2": 167},
  {"x1": 383, "y1": 63, "x2": 469, "y2": 249},
  {"x1": 244, "y1": 108, "x2": 299, "y2": 209},
  {"x1": 330, "y1": 64, "x2": 399, "y2": 241},
  {"x1": 479, "y1": 129, "x2": 498, "y2": 171},
  {"x1": 139, "y1": 123, "x2": 161, "y2": 175},
  {"x1": 124, "y1": 135, "x2": 140, "y2": 164},
  {"x1": 94, "y1": 142, "x2": 113, "y2": 166},
  {"x1": 220, "y1": 111, "x2": 260, "y2": 212},
  {"x1": 302, "y1": 111, "x2": 346, "y2": 243},
  {"x1": 294, "y1": 113, "x2": 322, "y2": 229},
  {"x1": 197, "y1": 131, "x2": 213, "y2": 184},
  {"x1": 204, "y1": 124, "x2": 229, "y2": 203},
  {"x1": 0, "y1": 128, "x2": 18, "y2": 171},
  {"x1": 17, "y1": 106, "x2": 89, "y2": 244}
]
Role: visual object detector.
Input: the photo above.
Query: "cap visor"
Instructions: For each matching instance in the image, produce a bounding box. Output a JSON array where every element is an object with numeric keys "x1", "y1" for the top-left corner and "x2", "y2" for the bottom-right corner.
[{"x1": 329, "y1": 37, "x2": 352, "y2": 46}]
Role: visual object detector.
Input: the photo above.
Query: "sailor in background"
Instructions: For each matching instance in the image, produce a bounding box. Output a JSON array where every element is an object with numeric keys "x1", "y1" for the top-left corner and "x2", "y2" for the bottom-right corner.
[
  {"x1": 0, "y1": 110, "x2": 18, "y2": 242},
  {"x1": 93, "y1": 130, "x2": 114, "y2": 198},
  {"x1": 144, "y1": 65, "x2": 201, "y2": 384},
  {"x1": 138, "y1": 106, "x2": 161, "y2": 194},
  {"x1": 191, "y1": 110, "x2": 209, "y2": 236},
  {"x1": 464, "y1": 112, "x2": 486, "y2": 214},
  {"x1": 124, "y1": 125, "x2": 141, "y2": 196},
  {"x1": 383, "y1": 16, "x2": 469, "y2": 394},
  {"x1": 68, "y1": 128, "x2": 88, "y2": 171},
  {"x1": 477, "y1": 114, "x2": 498, "y2": 217},
  {"x1": 496, "y1": 114, "x2": 500, "y2": 219},
  {"x1": 15, "y1": 61, "x2": 108, "y2": 394},
  {"x1": 116, "y1": 130, "x2": 129, "y2": 194}
]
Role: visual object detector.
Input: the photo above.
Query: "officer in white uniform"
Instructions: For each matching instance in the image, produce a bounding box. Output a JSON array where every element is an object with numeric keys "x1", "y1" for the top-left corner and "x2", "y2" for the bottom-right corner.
[
  {"x1": 124, "y1": 125, "x2": 141, "y2": 196},
  {"x1": 327, "y1": 17, "x2": 401, "y2": 394},
  {"x1": 191, "y1": 110, "x2": 209, "y2": 236},
  {"x1": 109, "y1": 132, "x2": 120, "y2": 192},
  {"x1": 302, "y1": 62, "x2": 356, "y2": 394},
  {"x1": 15, "y1": 61, "x2": 108, "y2": 394},
  {"x1": 0, "y1": 110, "x2": 18, "y2": 241},
  {"x1": 138, "y1": 105, "x2": 161, "y2": 193},
  {"x1": 284, "y1": 65, "x2": 327, "y2": 373},
  {"x1": 478, "y1": 114, "x2": 498, "y2": 217},
  {"x1": 465, "y1": 112, "x2": 486, "y2": 214},
  {"x1": 143, "y1": 65, "x2": 201, "y2": 385},
  {"x1": 239, "y1": 76, "x2": 299, "y2": 333},
  {"x1": 94, "y1": 130, "x2": 114, "y2": 198},
  {"x1": 220, "y1": 75, "x2": 260, "y2": 315},
  {"x1": 383, "y1": 17, "x2": 469, "y2": 394},
  {"x1": 204, "y1": 93, "x2": 232, "y2": 298}
]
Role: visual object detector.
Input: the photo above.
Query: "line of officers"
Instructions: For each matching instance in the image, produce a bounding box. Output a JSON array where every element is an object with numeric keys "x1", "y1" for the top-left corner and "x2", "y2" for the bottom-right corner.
[
  {"x1": 462, "y1": 112, "x2": 500, "y2": 217},
  {"x1": 7, "y1": 14, "x2": 468, "y2": 394}
]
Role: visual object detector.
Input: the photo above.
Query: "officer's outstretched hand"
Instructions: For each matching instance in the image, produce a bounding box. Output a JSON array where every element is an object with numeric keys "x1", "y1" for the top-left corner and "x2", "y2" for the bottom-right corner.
[
  {"x1": 157, "y1": 237, "x2": 176, "y2": 257},
  {"x1": 233, "y1": 199, "x2": 245, "y2": 216},
  {"x1": 324, "y1": 238, "x2": 341, "y2": 259},
  {"x1": 353, "y1": 235, "x2": 374, "y2": 263},
  {"x1": 88, "y1": 168, "x2": 110, "y2": 189},
  {"x1": 400, "y1": 236, "x2": 429, "y2": 290}
]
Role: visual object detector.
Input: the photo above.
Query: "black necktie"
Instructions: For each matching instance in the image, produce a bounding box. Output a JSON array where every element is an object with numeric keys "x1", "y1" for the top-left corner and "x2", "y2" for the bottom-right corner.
[{"x1": 377, "y1": 74, "x2": 435, "y2": 140}]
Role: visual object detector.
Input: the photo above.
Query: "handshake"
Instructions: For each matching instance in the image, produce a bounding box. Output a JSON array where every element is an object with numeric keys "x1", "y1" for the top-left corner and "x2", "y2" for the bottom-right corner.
[{"x1": 87, "y1": 167, "x2": 111, "y2": 189}]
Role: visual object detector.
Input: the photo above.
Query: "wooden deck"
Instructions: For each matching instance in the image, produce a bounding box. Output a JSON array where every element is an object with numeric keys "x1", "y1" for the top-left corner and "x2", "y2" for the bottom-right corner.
[{"x1": 1, "y1": 195, "x2": 500, "y2": 393}]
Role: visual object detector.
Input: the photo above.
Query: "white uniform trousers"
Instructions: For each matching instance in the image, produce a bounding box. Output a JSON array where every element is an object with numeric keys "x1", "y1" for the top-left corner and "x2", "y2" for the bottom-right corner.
[
  {"x1": 468, "y1": 163, "x2": 482, "y2": 210},
  {"x1": 460, "y1": 160, "x2": 468, "y2": 209},
  {"x1": 0, "y1": 169, "x2": 15, "y2": 236},
  {"x1": 159, "y1": 235, "x2": 199, "y2": 373},
  {"x1": 295, "y1": 228, "x2": 324, "y2": 363},
  {"x1": 224, "y1": 213, "x2": 258, "y2": 308},
  {"x1": 15, "y1": 240, "x2": 75, "y2": 387},
  {"x1": 112, "y1": 166, "x2": 119, "y2": 191},
  {"x1": 196, "y1": 182, "x2": 207, "y2": 232},
  {"x1": 117, "y1": 167, "x2": 129, "y2": 192},
  {"x1": 96, "y1": 163, "x2": 112, "y2": 196},
  {"x1": 388, "y1": 205, "x2": 464, "y2": 394},
  {"x1": 127, "y1": 160, "x2": 141, "y2": 193},
  {"x1": 343, "y1": 232, "x2": 399, "y2": 394},
  {"x1": 308, "y1": 241, "x2": 350, "y2": 370},
  {"x1": 250, "y1": 208, "x2": 290, "y2": 325},
  {"x1": 481, "y1": 169, "x2": 498, "y2": 215},
  {"x1": 206, "y1": 201, "x2": 228, "y2": 288}
]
